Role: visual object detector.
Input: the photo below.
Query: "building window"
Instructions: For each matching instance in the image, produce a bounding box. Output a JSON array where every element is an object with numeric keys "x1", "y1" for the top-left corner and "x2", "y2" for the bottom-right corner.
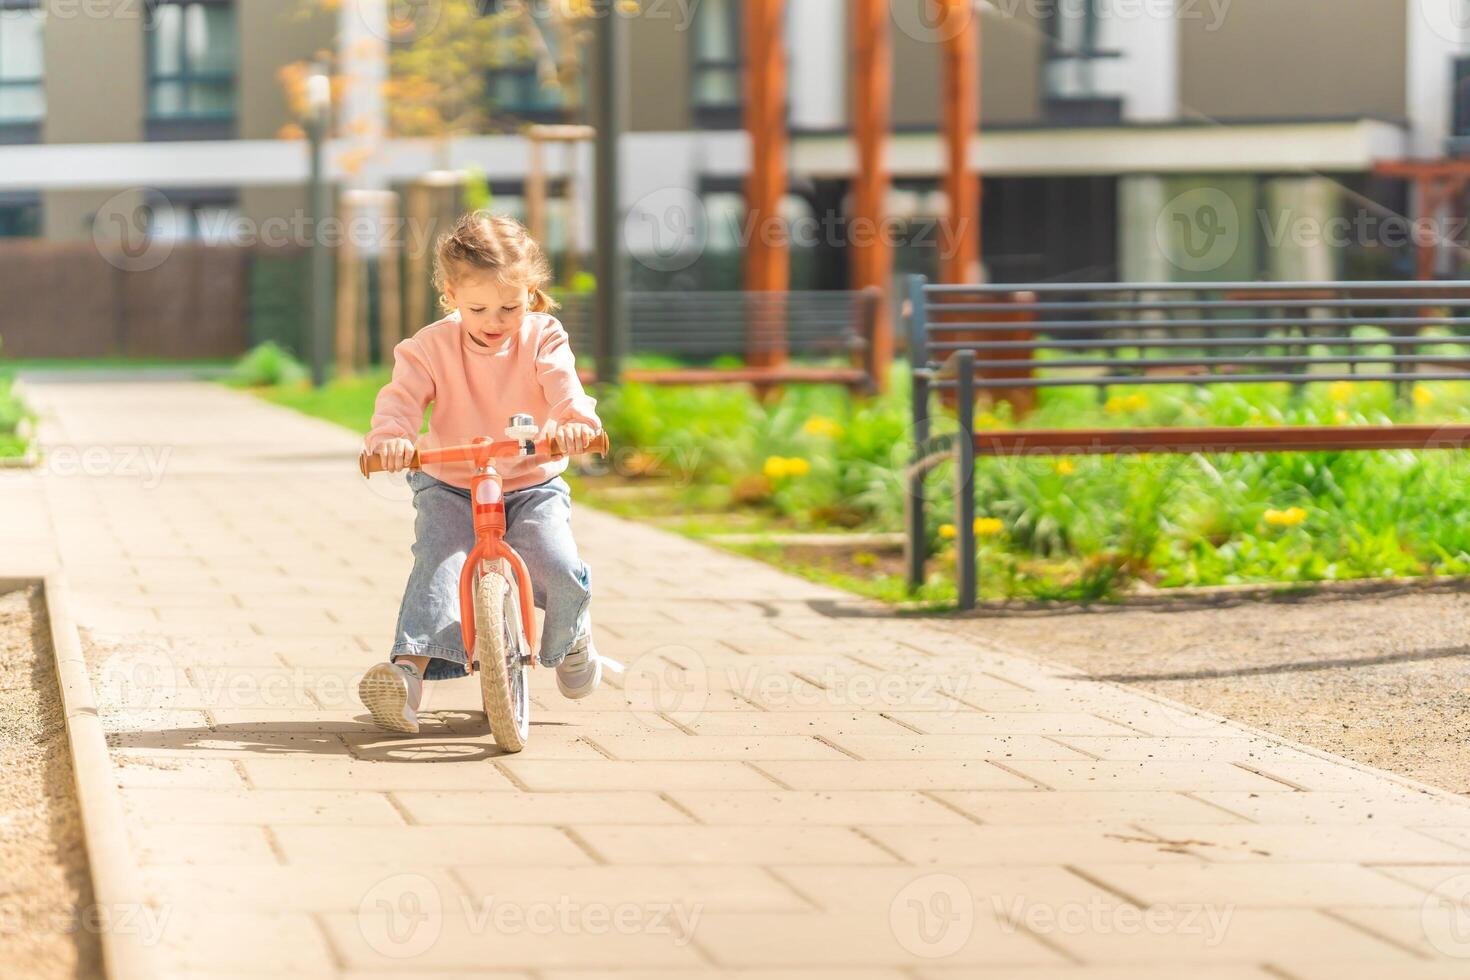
[
  {"x1": 692, "y1": 0, "x2": 741, "y2": 129},
  {"x1": 0, "y1": 191, "x2": 40, "y2": 237},
  {"x1": 0, "y1": 1, "x2": 45, "y2": 142},
  {"x1": 145, "y1": 0, "x2": 237, "y2": 140},
  {"x1": 1454, "y1": 57, "x2": 1470, "y2": 148},
  {"x1": 1041, "y1": 0, "x2": 1123, "y2": 124},
  {"x1": 484, "y1": 8, "x2": 568, "y2": 124},
  {"x1": 146, "y1": 189, "x2": 240, "y2": 244}
]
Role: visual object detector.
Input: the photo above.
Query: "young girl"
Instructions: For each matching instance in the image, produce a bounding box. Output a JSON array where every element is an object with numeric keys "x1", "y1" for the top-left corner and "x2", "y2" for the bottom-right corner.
[{"x1": 358, "y1": 211, "x2": 606, "y2": 734}]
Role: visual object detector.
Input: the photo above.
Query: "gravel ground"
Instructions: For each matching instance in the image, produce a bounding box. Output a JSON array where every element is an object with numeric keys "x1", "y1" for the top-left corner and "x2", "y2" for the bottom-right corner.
[
  {"x1": 0, "y1": 585, "x2": 102, "y2": 978},
  {"x1": 932, "y1": 578, "x2": 1470, "y2": 795}
]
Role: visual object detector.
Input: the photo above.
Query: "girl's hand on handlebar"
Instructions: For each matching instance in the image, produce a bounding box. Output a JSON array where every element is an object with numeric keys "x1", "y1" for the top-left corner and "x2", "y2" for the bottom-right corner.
[
  {"x1": 548, "y1": 421, "x2": 597, "y2": 454},
  {"x1": 374, "y1": 437, "x2": 417, "y2": 473}
]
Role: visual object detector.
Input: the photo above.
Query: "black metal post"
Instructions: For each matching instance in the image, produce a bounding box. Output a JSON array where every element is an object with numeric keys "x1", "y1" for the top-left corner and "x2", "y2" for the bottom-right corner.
[
  {"x1": 904, "y1": 275, "x2": 930, "y2": 591},
  {"x1": 955, "y1": 348, "x2": 977, "y2": 611},
  {"x1": 591, "y1": 4, "x2": 627, "y2": 390}
]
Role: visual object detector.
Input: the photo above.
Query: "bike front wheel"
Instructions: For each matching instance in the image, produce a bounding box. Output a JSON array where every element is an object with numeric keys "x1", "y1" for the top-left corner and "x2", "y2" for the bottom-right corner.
[{"x1": 474, "y1": 560, "x2": 531, "y2": 752}]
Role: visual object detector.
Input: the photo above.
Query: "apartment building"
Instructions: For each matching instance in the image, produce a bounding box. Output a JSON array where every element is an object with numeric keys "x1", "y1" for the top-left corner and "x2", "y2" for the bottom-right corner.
[{"x1": 0, "y1": 0, "x2": 1463, "y2": 287}]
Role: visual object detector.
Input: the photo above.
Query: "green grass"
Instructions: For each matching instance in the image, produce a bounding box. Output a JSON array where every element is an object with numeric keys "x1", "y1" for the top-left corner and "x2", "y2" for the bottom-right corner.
[
  {"x1": 0, "y1": 373, "x2": 33, "y2": 459},
  {"x1": 230, "y1": 340, "x2": 1470, "y2": 604}
]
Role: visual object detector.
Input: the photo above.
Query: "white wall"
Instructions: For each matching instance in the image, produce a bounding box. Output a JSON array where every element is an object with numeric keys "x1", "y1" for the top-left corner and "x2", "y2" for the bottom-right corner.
[
  {"x1": 1045, "y1": 0, "x2": 1180, "y2": 122},
  {"x1": 1407, "y1": 0, "x2": 1470, "y2": 155},
  {"x1": 787, "y1": 0, "x2": 847, "y2": 131},
  {"x1": 1110, "y1": 0, "x2": 1180, "y2": 122}
]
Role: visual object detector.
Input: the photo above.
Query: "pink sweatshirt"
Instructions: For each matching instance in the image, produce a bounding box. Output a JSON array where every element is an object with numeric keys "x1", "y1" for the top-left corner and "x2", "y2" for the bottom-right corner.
[{"x1": 365, "y1": 310, "x2": 602, "y2": 492}]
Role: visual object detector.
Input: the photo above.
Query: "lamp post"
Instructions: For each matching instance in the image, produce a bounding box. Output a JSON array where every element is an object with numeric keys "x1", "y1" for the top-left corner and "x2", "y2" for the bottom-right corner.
[
  {"x1": 306, "y1": 63, "x2": 332, "y2": 388},
  {"x1": 591, "y1": 5, "x2": 626, "y2": 391}
]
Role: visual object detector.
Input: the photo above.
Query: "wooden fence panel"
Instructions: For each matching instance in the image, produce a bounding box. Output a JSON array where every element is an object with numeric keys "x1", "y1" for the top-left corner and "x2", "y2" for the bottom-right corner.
[{"x1": 0, "y1": 240, "x2": 250, "y2": 359}]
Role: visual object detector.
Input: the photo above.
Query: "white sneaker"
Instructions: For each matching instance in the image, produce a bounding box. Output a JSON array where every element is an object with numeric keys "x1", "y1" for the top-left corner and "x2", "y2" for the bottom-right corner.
[
  {"x1": 556, "y1": 632, "x2": 603, "y2": 700},
  {"x1": 358, "y1": 661, "x2": 423, "y2": 733}
]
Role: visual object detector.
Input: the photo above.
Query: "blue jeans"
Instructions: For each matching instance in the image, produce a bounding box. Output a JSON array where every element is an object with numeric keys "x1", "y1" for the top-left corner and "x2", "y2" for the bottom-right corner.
[{"x1": 390, "y1": 469, "x2": 592, "y2": 680}]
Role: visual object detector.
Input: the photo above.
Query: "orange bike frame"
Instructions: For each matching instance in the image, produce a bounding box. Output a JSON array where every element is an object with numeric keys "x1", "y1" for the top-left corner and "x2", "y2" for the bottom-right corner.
[
  {"x1": 427, "y1": 435, "x2": 549, "y2": 673},
  {"x1": 363, "y1": 430, "x2": 608, "y2": 674}
]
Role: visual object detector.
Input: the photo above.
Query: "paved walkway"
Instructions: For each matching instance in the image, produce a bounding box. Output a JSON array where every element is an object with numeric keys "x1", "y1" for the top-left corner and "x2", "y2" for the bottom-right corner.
[{"x1": 7, "y1": 378, "x2": 1470, "y2": 978}]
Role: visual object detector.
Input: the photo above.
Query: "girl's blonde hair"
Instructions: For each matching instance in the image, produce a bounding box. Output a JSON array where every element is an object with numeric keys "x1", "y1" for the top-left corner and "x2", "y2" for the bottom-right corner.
[{"x1": 433, "y1": 211, "x2": 558, "y2": 315}]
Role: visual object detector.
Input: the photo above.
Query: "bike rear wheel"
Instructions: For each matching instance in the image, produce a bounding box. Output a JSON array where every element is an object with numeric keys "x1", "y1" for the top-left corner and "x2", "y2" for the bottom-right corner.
[{"x1": 474, "y1": 560, "x2": 531, "y2": 752}]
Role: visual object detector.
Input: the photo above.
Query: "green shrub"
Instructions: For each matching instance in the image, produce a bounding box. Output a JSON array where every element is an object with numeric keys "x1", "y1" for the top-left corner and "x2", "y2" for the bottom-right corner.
[
  {"x1": 0, "y1": 372, "x2": 33, "y2": 458},
  {"x1": 226, "y1": 342, "x2": 309, "y2": 388}
]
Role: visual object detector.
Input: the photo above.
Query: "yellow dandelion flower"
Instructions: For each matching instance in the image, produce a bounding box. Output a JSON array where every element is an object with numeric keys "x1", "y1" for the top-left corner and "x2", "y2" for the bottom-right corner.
[
  {"x1": 1334, "y1": 409, "x2": 1349, "y2": 423},
  {"x1": 802, "y1": 416, "x2": 843, "y2": 438},
  {"x1": 785, "y1": 457, "x2": 811, "y2": 477},
  {"x1": 1414, "y1": 386, "x2": 1435, "y2": 407},
  {"x1": 1054, "y1": 459, "x2": 1076, "y2": 476},
  {"x1": 974, "y1": 517, "x2": 1005, "y2": 537},
  {"x1": 1328, "y1": 381, "x2": 1354, "y2": 404},
  {"x1": 938, "y1": 524, "x2": 957, "y2": 539},
  {"x1": 1264, "y1": 506, "x2": 1308, "y2": 527},
  {"x1": 1106, "y1": 394, "x2": 1149, "y2": 415},
  {"x1": 762, "y1": 456, "x2": 789, "y2": 480}
]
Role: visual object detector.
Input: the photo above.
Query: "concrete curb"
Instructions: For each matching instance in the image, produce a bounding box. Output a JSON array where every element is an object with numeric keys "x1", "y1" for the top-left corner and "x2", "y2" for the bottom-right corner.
[{"x1": 42, "y1": 571, "x2": 156, "y2": 980}]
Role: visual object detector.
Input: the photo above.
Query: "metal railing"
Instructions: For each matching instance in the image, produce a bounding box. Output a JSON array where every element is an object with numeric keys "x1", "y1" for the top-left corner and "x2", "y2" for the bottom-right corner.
[
  {"x1": 903, "y1": 275, "x2": 1470, "y2": 610},
  {"x1": 558, "y1": 289, "x2": 879, "y2": 359}
]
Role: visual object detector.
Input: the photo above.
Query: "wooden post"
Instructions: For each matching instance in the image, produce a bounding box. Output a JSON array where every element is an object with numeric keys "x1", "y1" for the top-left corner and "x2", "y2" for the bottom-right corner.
[
  {"x1": 334, "y1": 193, "x2": 359, "y2": 378},
  {"x1": 852, "y1": 0, "x2": 894, "y2": 394},
  {"x1": 526, "y1": 136, "x2": 548, "y2": 249},
  {"x1": 564, "y1": 138, "x2": 581, "y2": 283},
  {"x1": 940, "y1": 0, "x2": 980, "y2": 284},
  {"x1": 378, "y1": 190, "x2": 403, "y2": 361},
  {"x1": 744, "y1": 0, "x2": 789, "y2": 379},
  {"x1": 404, "y1": 181, "x2": 432, "y2": 331}
]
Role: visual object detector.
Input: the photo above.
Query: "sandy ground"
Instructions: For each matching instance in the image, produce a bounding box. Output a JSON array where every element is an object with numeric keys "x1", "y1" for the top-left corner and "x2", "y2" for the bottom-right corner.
[
  {"x1": 0, "y1": 585, "x2": 103, "y2": 979},
  {"x1": 933, "y1": 578, "x2": 1470, "y2": 795}
]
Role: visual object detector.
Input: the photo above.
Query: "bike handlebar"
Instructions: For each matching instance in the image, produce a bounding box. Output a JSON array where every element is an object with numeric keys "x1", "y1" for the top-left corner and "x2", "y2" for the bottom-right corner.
[{"x1": 359, "y1": 430, "x2": 611, "y2": 477}]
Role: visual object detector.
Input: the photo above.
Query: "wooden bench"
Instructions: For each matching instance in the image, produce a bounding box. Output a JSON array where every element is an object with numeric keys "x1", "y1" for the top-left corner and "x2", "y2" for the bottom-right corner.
[
  {"x1": 902, "y1": 275, "x2": 1470, "y2": 609},
  {"x1": 560, "y1": 288, "x2": 883, "y2": 393}
]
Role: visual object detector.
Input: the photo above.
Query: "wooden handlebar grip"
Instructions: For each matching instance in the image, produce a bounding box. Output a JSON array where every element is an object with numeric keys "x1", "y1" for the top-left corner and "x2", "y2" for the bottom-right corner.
[
  {"x1": 548, "y1": 431, "x2": 612, "y2": 459},
  {"x1": 358, "y1": 449, "x2": 421, "y2": 477}
]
